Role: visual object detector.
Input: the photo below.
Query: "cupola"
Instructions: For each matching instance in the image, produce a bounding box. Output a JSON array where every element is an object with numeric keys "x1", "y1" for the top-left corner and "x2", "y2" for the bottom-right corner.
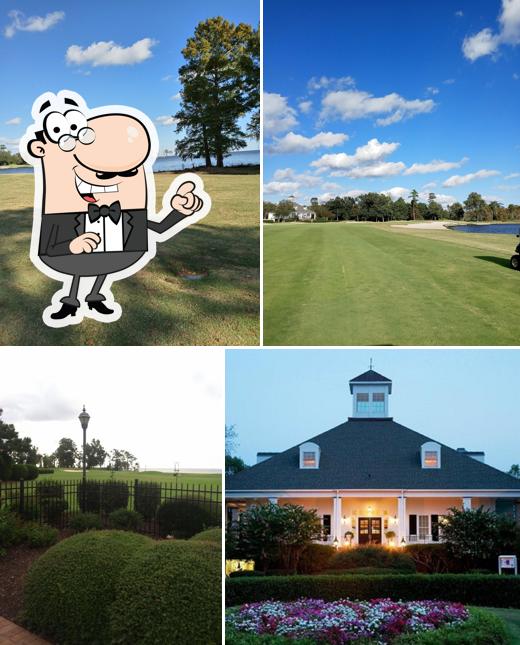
[{"x1": 349, "y1": 369, "x2": 392, "y2": 418}]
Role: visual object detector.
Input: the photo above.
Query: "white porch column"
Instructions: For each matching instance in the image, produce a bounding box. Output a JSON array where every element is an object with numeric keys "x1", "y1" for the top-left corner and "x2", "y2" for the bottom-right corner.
[
  {"x1": 332, "y1": 495, "x2": 342, "y2": 544},
  {"x1": 397, "y1": 495, "x2": 406, "y2": 545},
  {"x1": 462, "y1": 497, "x2": 472, "y2": 510},
  {"x1": 336, "y1": 496, "x2": 342, "y2": 544},
  {"x1": 268, "y1": 497, "x2": 278, "y2": 504}
]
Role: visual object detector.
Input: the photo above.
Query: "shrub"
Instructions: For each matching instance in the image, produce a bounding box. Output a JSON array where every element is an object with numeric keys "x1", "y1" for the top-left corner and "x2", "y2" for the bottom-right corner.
[
  {"x1": 156, "y1": 499, "x2": 214, "y2": 538},
  {"x1": 108, "y1": 509, "x2": 143, "y2": 532},
  {"x1": 100, "y1": 481, "x2": 129, "y2": 514},
  {"x1": 225, "y1": 573, "x2": 520, "y2": 609},
  {"x1": 24, "y1": 464, "x2": 39, "y2": 481},
  {"x1": 325, "y1": 566, "x2": 413, "y2": 576},
  {"x1": 394, "y1": 607, "x2": 508, "y2": 644},
  {"x1": 40, "y1": 497, "x2": 68, "y2": 525},
  {"x1": 77, "y1": 480, "x2": 102, "y2": 513},
  {"x1": 190, "y1": 527, "x2": 222, "y2": 544},
  {"x1": 0, "y1": 507, "x2": 21, "y2": 548},
  {"x1": 10, "y1": 464, "x2": 28, "y2": 480},
  {"x1": 229, "y1": 570, "x2": 266, "y2": 578},
  {"x1": 36, "y1": 480, "x2": 65, "y2": 499},
  {"x1": 405, "y1": 544, "x2": 457, "y2": 573},
  {"x1": 134, "y1": 481, "x2": 161, "y2": 520},
  {"x1": 297, "y1": 544, "x2": 335, "y2": 574},
  {"x1": 69, "y1": 512, "x2": 103, "y2": 533},
  {"x1": 20, "y1": 523, "x2": 58, "y2": 548},
  {"x1": 110, "y1": 540, "x2": 221, "y2": 644},
  {"x1": 23, "y1": 530, "x2": 152, "y2": 644},
  {"x1": 330, "y1": 545, "x2": 416, "y2": 573},
  {"x1": 0, "y1": 455, "x2": 12, "y2": 481},
  {"x1": 37, "y1": 468, "x2": 55, "y2": 475}
]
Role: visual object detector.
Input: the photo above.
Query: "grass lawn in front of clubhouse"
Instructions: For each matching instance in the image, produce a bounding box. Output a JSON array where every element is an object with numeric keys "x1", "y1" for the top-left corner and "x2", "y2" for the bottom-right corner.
[
  {"x1": 264, "y1": 221, "x2": 520, "y2": 345},
  {"x1": 0, "y1": 170, "x2": 259, "y2": 345},
  {"x1": 478, "y1": 607, "x2": 520, "y2": 644},
  {"x1": 36, "y1": 468, "x2": 221, "y2": 488}
]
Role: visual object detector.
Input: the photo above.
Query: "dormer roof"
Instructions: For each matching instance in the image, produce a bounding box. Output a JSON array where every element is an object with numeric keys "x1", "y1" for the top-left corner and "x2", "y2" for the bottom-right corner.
[{"x1": 349, "y1": 370, "x2": 392, "y2": 393}]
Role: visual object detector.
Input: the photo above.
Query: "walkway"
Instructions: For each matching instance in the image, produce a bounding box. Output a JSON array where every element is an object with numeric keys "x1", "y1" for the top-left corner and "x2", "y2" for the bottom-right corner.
[{"x1": 0, "y1": 618, "x2": 50, "y2": 644}]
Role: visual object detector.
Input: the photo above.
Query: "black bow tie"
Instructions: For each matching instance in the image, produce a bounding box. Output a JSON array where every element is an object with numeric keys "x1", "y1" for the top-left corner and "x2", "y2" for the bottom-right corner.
[{"x1": 88, "y1": 201, "x2": 122, "y2": 225}]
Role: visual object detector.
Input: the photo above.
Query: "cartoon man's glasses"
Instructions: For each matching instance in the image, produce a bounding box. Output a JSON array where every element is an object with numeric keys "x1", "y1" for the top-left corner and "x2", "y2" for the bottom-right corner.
[{"x1": 58, "y1": 128, "x2": 95, "y2": 151}]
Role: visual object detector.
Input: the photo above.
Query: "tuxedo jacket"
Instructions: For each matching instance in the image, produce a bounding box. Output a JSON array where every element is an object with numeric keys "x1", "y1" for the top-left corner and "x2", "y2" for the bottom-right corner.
[{"x1": 39, "y1": 208, "x2": 185, "y2": 257}]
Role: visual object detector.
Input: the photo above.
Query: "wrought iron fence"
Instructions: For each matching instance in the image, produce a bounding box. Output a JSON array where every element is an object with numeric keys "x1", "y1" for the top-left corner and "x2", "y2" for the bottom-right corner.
[{"x1": 0, "y1": 478, "x2": 221, "y2": 538}]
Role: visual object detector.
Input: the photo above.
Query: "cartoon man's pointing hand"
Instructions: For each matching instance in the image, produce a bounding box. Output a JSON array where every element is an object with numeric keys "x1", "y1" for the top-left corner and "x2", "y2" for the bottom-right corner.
[{"x1": 20, "y1": 90, "x2": 211, "y2": 327}]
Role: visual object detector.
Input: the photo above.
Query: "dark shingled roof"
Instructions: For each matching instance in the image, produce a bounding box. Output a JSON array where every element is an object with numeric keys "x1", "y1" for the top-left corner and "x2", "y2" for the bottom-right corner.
[
  {"x1": 349, "y1": 370, "x2": 392, "y2": 393},
  {"x1": 227, "y1": 418, "x2": 520, "y2": 491}
]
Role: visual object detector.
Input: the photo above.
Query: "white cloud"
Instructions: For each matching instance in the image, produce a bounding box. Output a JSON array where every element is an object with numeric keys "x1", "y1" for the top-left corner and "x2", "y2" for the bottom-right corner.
[
  {"x1": 264, "y1": 92, "x2": 298, "y2": 136},
  {"x1": 311, "y1": 138, "x2": 400, "y2": 171},
  {"x1": 272, "y1": 168, "x2": 321, "y2": 187},
  {"x1": 322, "y1": 182, "x2": 343, "y2": 192},
  {"x1": 426, "y1": 86, "x2": 439, "y2": 95},
  {"x1": 443, "y1": 169, "x2": 500, "y2": 187},
  {"x1": 443, "y1": 78, "x2": 456, "y2": 84},
  {"x1": 308, "y1": 76, "x2": 355, "y2": 91},
  {"x1": 382, "y1": 187, "x2": 457, "y2": 206},
  {"x1": 462, "y1": 0, "x2": 520, "y2": 61},
  {"x1": 264, "y1": 181, "x2": 300, "y2": 195},
  {"x1": 4, "y1": 10, "x2": 64, "y2": 38},
  {"x1": 269, "y1": 131, "x2": 348, "y2": 153},
  {"x1": 422, "y1": 181, "x2": 437, "y2": 189},
  {"x1": 505, "y1": 172, "x2": 520, "y2": 179},
  {"x1": 162, "y1": 74, "x2": 173, "y2": 81},
  {"x1": 155, "y1": 115, "x2": 177, "y2": 126},
  {"x1": 320, "y1": 89, "x2": 435, "y2": 125},
  {"x1": 171, "y1": 93, "x2": 181, "y2": 101},
  {"x1": 342, "y1": 161, "x2": 406, "y2": 178},
  {"x1": 5, "y1": 117, "x2": 21, "y2": 126},
  {"x1": 298, "y1": 100, "x2": 312, "y2": 113},
  {"x1": 404, "y1": 156, "x2": 469, "y2": 175},
  {"x1": 455, "y1": 10, "x2": 464, "y2": 17},
  {"x1": 66, "y1": 37, "x2": 157, "y2": 67},
  {"x1": 514, "y1": 72, "x2": 519, "y2": 79}
]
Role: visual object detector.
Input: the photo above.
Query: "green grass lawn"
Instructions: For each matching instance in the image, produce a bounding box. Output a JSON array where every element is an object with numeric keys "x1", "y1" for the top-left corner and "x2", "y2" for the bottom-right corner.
[
  {"x1": 0, "y1": 170, "x2": 259, "y2": 345},
  {"x1": 478, "y1": 607, "x2": 520, "y2": 644},
  {"x1": 36, "y1": 468, "x2": 221, "y2": 488},
  {"x1": 264, "y1": 221, "x2": 520, "y2": 345}
]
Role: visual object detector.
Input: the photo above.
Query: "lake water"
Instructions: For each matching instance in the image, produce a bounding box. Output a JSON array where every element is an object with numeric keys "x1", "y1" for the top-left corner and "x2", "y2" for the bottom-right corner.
[
  {"x1": 451, "y1": 223, "x2": 520, "y2": 235},
  {"x1": 0, "y1": 149, "x2": 259, "y2": 175}
]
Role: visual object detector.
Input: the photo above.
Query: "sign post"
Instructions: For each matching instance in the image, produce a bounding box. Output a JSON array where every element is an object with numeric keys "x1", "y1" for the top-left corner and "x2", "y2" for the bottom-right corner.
[{"x1": 498, "y1": 555, "x2": 518, "y2": 575}]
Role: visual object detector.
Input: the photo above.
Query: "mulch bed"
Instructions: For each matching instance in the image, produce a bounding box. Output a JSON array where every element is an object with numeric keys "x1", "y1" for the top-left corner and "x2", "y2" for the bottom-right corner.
[{"x1": 0, "y1": 531, "x2": 71, "y2": 623}]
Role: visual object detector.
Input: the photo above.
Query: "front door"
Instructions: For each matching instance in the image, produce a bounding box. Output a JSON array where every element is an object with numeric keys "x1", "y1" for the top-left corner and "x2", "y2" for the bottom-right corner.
[{"x1": 358, "y1": 517, "x2": 382, "y2": 545}]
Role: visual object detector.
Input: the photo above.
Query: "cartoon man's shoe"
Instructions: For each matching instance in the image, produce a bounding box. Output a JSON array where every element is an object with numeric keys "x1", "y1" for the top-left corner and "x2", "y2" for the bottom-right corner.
[
  {"x1": 50, "y1": 303, "x2": 79, "y2": 320},
  {"x1": 88, "y1": 301, "x2": 114, "y2": 315}
]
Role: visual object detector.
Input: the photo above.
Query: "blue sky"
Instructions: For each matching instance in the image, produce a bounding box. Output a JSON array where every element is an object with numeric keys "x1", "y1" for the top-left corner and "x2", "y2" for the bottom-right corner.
[
  {"x1": 264, "y1": 0, "x2": 520, "y2": 207},
  {"x1": 226, "y1": 349, "x2": 520, "y2": 473},
  {"x1": 0, "y1": 0, "x2": 258, "y2": 156}
]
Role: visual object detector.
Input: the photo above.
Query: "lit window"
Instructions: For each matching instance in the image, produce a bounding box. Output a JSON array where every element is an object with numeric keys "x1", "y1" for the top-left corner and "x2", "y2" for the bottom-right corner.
[
  {"x1": 418, "y1": 515, "x2": 429, "y2": 540},
  {"x1": 303, "y1": 451, "x2": 316, "y2": 467},
  {"x1": 424, "y1": 451, "x2": 439, "y2": 467}
]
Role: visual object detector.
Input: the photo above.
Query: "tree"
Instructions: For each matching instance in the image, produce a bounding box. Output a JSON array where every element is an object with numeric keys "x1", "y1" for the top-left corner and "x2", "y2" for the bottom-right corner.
[
  {"x1": 426, "y1": 193, "x2": 445, "y2": 220},
  {"x1": 0, "y1": 410, "x2": 40, "y2": 479},
  {"x1": 392, "y1": 197, "x2": 409, "y2": 221},
  {"x1": 275, "y1": 199, "x2": 295, "y2": 219},
  {"x1": 41, "y1": 454, "x2": 56, "y2": 469},
  {"x1": 441, "y1": 506, "x2": 518, "y2": 565},
  {"x1": 464, "y1": 192, "x2": 487, "y2": 221},
  {"x1": 225, "y1": 424, "x2": 237, "y2": 456},
  {"x1": 109, "y1": 449, "x2": 138, "y2": 471},
  {"x1": 509, "y1": 464, "x2": 520, "y2": 478},
  {"x1": 448, "y1": 202, "x2": 464, "y2": 220},
  {"x1": 263, "y1": 201, "x2": 277, "y2": 218},
  {"x1": 312, "y1": 204, "x2": 334, "y2": 220},
  {"x1": 175, "y1": 17, "x2": 259, "y2": 167},
  {"x1": 225, "y1": 455, "x2": 247, "y2": 475},
  {"x1": 84, "y1": 438, "x2": 107, "y2": 469},
  {"x1": 229, "y1": 502, "x2": 322, "y2": 572},
  {"x1": 409, "y1": 189, "x2": 419, "y2": 220},
  {"x1": 54, "y1": 438, "x2": 78, "y2": 468}
]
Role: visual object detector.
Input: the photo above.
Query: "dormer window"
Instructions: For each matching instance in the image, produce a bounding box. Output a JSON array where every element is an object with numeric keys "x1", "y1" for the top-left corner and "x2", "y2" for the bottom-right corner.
[
  {"x1": 421, "y1": 441, "x2": 441, "y2": 469},
  {"x1": 299, "y1": 441, "x2": 320, "y2": 469}
]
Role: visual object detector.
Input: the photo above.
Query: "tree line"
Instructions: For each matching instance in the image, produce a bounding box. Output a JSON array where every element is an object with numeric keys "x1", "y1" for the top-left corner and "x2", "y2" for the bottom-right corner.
[
  {"x1": 0, "y1": 144, "x2": 25, "y2": 166},
  {"x1": 174, "y1": 17, "x2": 259, "y2": 168},
  {"x1": 264, "y1": 191, "x2": 520, "y2": 223},
  {"x1": 0, "y1": 410, "x2": 138, "y2": 480}
]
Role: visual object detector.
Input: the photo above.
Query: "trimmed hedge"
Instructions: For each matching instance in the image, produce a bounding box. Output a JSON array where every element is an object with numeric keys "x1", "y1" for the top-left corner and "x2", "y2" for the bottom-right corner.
[
  {"x1": 108, "y1": 509, "x2": 143, "y2": 532},
  {"x1": 68, "y1": 512, "x2": 103, "y2": 533},
  {"x1": 330, "y1": 544, "x2": 416, "y2": 572},
  {"x1": 19, "y1": 523, "x2": 58, "y2": 548},
  {"x1": 224, "y1": 607, "x2": 508, "y2": 644},
  {"x1": 23, "y1": 530, "x2": 152, "y2": 644},
  {"x1": 10, "y1": 464, "x2": 39, "y2": 481},
  {"x1": 134, "y1": 481, "x2": 161, "y2": 520},
  {"x1": 298, "y1": 544, "x2": 335, "y2": 574},
  {"x1": 110, "y1": 540, "x2": 221, "y2": 644},
  {"x1": 225, "y1": 573, "x2": 520, "y2": 609},
  {"x1": 190, "y1": 527, "x2": 222, "y2": 544},
  {"x1": 156, "y1": 499, "x2": 214, "y2": 538}
]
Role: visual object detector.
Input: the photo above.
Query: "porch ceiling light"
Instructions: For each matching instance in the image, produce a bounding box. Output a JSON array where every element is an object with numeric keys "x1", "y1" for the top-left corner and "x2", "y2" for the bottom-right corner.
[{"x1": 333, "y1": 537, "x2": 339, "y2": 549}]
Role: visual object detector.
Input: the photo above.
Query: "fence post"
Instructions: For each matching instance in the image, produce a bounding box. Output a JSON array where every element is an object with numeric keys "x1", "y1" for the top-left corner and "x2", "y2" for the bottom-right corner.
[
  {"x1": 19, "y1": 479, "x2": 25, "y2": 516},
  {"x1": 134, "y1": 479, "x2": 138, "y2": 513}
]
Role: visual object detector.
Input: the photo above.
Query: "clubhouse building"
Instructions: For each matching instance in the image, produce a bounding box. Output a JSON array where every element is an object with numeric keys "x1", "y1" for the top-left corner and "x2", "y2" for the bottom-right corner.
[{"x1": 226, "y1": 370, "x2": 520, "y2": 547}]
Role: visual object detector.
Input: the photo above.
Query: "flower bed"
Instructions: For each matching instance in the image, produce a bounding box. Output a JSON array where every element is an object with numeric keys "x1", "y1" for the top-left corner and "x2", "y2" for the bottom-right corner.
[{"x1": 226, "y1": 598, "x2": 469, "y2": 643}]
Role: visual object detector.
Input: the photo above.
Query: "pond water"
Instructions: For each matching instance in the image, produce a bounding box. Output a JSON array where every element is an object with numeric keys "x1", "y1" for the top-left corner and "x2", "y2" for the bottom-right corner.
[
  {"x1": 0, "y1": 149, "x2": 260, "y2": 175},
  {"x1": 451, "y1": 223, "x2": 520, "y2": 235}
]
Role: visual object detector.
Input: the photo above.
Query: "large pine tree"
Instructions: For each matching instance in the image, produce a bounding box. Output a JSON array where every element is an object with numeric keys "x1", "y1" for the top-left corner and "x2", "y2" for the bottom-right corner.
[{"x1": 175, "y1": 17, "x2": 259, "y2": 167}]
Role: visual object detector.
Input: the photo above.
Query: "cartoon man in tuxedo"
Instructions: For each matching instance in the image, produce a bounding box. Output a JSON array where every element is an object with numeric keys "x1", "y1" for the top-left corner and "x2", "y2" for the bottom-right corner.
[{"x1": 20, "y1": 90, "x2": 210, "y2": 327}]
